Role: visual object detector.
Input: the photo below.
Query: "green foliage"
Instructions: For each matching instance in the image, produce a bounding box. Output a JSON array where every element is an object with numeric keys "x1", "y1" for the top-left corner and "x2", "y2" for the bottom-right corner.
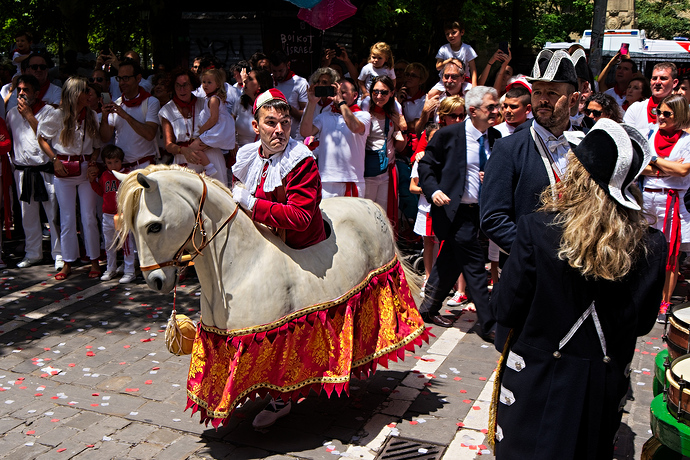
[{"x1": 636, "y1": 0, "x2": 690, "y2": 39}]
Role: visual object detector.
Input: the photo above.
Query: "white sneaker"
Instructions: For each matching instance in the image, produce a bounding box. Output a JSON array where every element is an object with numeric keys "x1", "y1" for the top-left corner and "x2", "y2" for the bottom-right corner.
[
  {"x1": 101, "y1": 270, "x2": 116, "y2": 281},
  {"x1": 252, "y1": 399, "x2": 292, "y2": 429},
  {"x1": 54, "y1": 256, "x2": 64, "y2": 271},
  {"x1": 119, "y1": 273, "x2": 136, "y2": 284},
  {"x1": 17, "y1": 257, "x2": 42, "y2": 268},
  {"x1": 446, "y1": 291, "x2": 468, "y2": 306}
]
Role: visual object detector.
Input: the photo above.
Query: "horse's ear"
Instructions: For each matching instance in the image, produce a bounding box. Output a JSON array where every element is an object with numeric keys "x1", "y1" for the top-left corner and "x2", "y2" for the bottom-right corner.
[
  {"x1": 112, "y1": 170, "x2": 128, "y2": 182},
  {"x1": 137, "y1": 173, "x2": 159, "y2": 192}
]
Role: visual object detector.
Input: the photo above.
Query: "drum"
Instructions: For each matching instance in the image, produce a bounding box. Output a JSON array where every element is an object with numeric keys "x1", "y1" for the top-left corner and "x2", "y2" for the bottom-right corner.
[
  {"x1": 650, "y1": 394, "x2": 690, "y2": 456},
  {"x1": 665, "y1": 354, "x2": 690, "y2": 423},
  {"x1": 666, "y1": 302, "x2": 690, "y2": 360}
]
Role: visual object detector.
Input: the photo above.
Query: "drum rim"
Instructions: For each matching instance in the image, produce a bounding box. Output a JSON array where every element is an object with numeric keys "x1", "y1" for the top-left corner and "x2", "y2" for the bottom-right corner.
[{"x1": 671, "y1": 302, "x2": 690, "y2": 330}]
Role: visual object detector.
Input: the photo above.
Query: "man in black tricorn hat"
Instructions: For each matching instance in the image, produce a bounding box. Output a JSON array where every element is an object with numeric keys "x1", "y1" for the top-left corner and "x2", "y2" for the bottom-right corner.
[{"x1": 480, "y1": 50, "x2": 580, "y2": 254}]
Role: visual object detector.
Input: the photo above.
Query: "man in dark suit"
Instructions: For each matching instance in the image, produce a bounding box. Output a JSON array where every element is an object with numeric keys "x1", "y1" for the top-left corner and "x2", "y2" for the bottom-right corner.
[
  {"x1": 480, "y1": 50, "x2": 580, "y2": 254},
  {"x1": 418, "y1": 86, "x2": 501, "y2": 340}
]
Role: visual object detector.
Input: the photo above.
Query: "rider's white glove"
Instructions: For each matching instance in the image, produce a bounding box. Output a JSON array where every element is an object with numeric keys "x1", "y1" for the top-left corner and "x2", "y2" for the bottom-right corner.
[{"x1": 232, "y1": 185, "x2": 257, "y2": 211}]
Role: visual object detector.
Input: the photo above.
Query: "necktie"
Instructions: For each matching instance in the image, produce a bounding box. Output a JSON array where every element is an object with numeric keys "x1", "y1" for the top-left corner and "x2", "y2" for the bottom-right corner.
[{"x1": 478, "y1": 135, "x2": 487, "y2": 171}]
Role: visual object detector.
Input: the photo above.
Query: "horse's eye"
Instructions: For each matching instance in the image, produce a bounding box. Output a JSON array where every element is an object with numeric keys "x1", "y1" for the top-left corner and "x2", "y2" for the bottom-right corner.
[{"x1": 147, "y1": 223, "x2": 162, "y2": 234}]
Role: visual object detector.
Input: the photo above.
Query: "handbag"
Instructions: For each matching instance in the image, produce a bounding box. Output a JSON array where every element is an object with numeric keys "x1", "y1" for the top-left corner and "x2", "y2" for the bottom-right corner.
[
  {"x1": 58, "y1": 160, "x2": 81, "y2": 177},
  {"x1": 364, "y1": 115, "x2": 390, "y2": 177}
]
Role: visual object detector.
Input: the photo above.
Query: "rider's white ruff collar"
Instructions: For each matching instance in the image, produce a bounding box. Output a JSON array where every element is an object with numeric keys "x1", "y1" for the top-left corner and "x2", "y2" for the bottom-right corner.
[{"x1": 233, "y1": 138, "x2": 315, "y2": 194}]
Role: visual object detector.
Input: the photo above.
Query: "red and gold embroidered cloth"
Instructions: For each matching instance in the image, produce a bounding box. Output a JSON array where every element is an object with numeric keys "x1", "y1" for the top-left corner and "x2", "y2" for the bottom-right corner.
[{"x1": 185, "y1": 256, "x2": 429, "y2": 427}]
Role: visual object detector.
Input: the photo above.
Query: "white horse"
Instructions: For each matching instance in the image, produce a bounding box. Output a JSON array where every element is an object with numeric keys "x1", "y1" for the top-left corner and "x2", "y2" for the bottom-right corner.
[{"x1": 116, "y1": 165, "x2": 418, "y2": 331}]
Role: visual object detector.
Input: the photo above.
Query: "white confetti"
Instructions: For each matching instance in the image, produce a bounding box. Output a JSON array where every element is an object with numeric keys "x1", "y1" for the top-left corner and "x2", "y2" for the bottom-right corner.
[
  {"x1": 102, "y1": 396, "x2": 110, "y2": 400},
  {"x1": 25, "y1": 442, "x2": 34, "y2": 446},
  {"x1": 101, "y1": 403, "x2": 109, "y2": 406},
  {"x1": 418, "y1": 448, "x2": 428, "y2": 454},
  {"x1": 45, "y1": 411, "x2": 54, "y2": 415},
  {"x1": 4, "y1": 400, "x2": 13, "y2": 404},
  {"x1": 97, "y1": 347, "x2": 106, "y2": 350},
  {"x1": 149, "y1": 371, "x2": 158, "y2": 374},
  {"x1": 82, "y1": 368, "x2": 90, "y2": 372},
  {"x1": 102, "y1": 436, "x2": 111, "y2": 441},
  {"x1": 130, "y1": 411, "x2": 138, "y2": 415},
  {"x1": 637, "y1": 382, "x2": 646, "y2": 386},
  {"x1": 130, "y1": 331, "x2": 137, "y2": 334},
  {"x1": 172, "y1": 418, "x2": 181, "y2": 422},
  {"x1": 91, "y1": 374, "x2": 100, "y2": 378},
  {"x1": 27, "y1": 410, "x2": 36, "y2": 413}
]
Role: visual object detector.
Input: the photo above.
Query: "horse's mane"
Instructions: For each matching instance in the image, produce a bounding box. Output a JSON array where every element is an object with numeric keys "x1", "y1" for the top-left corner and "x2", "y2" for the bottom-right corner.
[{"x1": 116, "y1": 164, "x2": 232, "y2": 249}]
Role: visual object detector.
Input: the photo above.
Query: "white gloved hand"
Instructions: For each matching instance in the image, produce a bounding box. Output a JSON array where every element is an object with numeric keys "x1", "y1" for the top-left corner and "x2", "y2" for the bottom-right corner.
[{"x1": 232, "y1": 185, "x2": 257, "y2": 211}]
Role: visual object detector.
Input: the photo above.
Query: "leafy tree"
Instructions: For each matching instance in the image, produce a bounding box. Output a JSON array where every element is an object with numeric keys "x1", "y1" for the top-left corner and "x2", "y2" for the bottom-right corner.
[{"x1": 636, "y1": 0, "x2": 690, "y2": 39}]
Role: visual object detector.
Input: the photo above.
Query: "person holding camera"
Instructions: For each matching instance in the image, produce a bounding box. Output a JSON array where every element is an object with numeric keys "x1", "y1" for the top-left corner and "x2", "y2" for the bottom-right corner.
[{"x1": 301, "y1": 71, "x2": 370, "y2": 198}]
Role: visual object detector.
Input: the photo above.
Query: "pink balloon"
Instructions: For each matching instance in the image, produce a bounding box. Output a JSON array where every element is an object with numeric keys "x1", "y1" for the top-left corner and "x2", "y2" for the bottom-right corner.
[{"x1": 297, "y1": 0, "x2": 357, "y2": 31}]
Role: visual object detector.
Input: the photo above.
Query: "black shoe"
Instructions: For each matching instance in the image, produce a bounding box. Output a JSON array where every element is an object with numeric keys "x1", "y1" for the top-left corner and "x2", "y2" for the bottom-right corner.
[
  {"x1": 421, "y1": 312, "x2": 454, "y2": 328},
  {"x1": 476, "y1": 328, "x2": 495, "y2": 344}
]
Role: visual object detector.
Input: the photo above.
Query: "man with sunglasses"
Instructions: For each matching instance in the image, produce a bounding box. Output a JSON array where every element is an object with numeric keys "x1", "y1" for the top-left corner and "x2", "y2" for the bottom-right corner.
[
  {"x1": 417, "y1": 59, "x2": 471, "y2": 132},
  {"x1": 2, "y1": 53, "x2": 61, "y2": 113},
  {"x1": 417, "y1": 86, "x2": 501, "y2": 341},
  {"x1": 99, "y1": 58, "x2": 160, "y2": 171},
  {"x1": 89, "y1": 69, "x2": 111, "y2": 97},
  {"x1": 6, "y1": 74, "x2": 62, "y2": 269},
  {"x1": 624, "y1": 62, "x2": 678, "y2": 138}
]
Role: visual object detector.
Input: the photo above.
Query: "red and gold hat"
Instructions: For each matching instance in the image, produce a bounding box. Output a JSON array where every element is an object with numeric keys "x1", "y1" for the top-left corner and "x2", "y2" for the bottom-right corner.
[{"x1": 253, "y1": 88, "x2": 288, "y2": 114}]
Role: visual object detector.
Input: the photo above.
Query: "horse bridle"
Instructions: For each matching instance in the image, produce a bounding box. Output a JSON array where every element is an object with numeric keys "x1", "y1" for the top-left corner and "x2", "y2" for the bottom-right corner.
[{"x1": 139, "y1": 174, "x2": 239, "y2": 272}]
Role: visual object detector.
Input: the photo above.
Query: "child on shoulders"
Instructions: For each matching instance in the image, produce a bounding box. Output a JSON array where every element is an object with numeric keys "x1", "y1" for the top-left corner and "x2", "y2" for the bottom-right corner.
[
  {"x1": 435, "y1": 20, "x2": 477, "y2": 87},
  {"x1": 358, "y1": 42, "x2": 396, "y2": 100}
]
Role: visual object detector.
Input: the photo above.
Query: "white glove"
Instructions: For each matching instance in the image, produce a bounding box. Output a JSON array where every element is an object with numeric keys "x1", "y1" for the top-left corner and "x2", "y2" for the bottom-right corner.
[{"x1": 232, "y1": 185, "x2": 257, "y2": 211}]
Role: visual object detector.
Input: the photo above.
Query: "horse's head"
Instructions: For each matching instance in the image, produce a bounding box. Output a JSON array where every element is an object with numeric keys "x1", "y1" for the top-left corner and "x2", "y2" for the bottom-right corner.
[{"x1": 117, "y1": 166, "x2": 201, "y2": 293}]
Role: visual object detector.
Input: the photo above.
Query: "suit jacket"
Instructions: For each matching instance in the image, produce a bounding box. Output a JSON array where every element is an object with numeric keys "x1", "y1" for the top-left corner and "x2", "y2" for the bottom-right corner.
[
  {"x1": 418, "y1": 120, "x2": 500, "y2": 240},
  {"x1": 479, "y1": 123, "x2": 552, "y2": 253}
]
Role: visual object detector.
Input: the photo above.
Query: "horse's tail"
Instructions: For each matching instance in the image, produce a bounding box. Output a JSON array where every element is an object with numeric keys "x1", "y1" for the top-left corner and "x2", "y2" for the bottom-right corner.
[{"x1": 395, "y1": 245, "x2": 422, "y2": 299}]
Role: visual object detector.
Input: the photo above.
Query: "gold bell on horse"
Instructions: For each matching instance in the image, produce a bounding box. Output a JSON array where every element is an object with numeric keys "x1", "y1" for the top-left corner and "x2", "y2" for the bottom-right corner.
[{"x1": 165, "y1": 313, "x2": 196, "y2": 355}]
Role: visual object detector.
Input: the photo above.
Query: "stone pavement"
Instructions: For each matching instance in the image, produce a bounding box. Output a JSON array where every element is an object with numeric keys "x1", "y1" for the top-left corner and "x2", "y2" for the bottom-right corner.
[{"x1": 0, "y1": 256, "x2": 678, "y2": 459}]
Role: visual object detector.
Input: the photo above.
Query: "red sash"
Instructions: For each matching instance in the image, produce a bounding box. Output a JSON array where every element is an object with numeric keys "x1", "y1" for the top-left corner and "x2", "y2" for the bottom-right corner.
[
  {"x1": 36, "y1": 81, "x2": 50, "y2": 102},
  {"x1": 345, "y1": 182, "x2": 358, "y2": 197},
  {"x1": 663, "y1": 189, "x2": 682, "y2": 271},
  {"x1": 30, "y1": 100, "x2": 46, "y2": 115},
  {"x1": 387, "y1": 164, "x2": 398, "y2": 236}
]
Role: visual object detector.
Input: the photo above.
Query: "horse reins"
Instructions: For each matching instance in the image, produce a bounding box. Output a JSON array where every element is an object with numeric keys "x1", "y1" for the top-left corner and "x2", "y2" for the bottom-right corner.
[{"x1": 139, "y1": 174, "x2": 239, "y2": 272}]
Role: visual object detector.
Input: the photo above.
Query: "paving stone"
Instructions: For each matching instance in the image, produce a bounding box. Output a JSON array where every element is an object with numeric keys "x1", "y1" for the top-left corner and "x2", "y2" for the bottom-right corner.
[
  {"x1": 33, "y1": 425, "x2": 81, "y2": 447},
  {"x1": 126, "y1": 441, "x2": 165, "y2": 459},
  {"x1": 62, "y1": 411, "x2": 104, "y2": 430},
  {"x1": 34, "y1": 438, "x2": 88, "y2": 459},
  {"x1": 188, "y1": 441, "x2": 237, "y2": 459},
  {"x1": 155, "y1": 434, "x2": 204, "y2": 460},
  {"x1": 72, "y1": 441, "x2": 131, "y2": 459},
  {"x1": 5, "y1": 442, "x2": 51, "y2": 460},
  {"x1": 112, "y1": 422, "x2": 157, "y2": 444},
  {"x1": 146, "y1": 427, "x2": 183, "y2": 445}
]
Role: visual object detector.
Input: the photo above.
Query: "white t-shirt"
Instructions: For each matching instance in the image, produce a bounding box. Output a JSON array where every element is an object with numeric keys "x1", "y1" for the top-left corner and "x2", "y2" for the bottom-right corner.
[
  {"x1": 494, "y1": 121, "x2": 517, "y2": 138},
  {"x1": 232, "y1": 101, "x2": 256, "y2": 148},
  {"x1": 312, "y1": 110, "x2": 371, "y2": 183},
  {"x1": 106, "y1": 92, "x2": 161, "y2": 163},
  {"x1": 5, "y1": 83, "x2": 61, "y2": 113},
  {"x1": 410, "y1": 161, "x2": 430, "y2": 213},
  {"x1": 366, "y1": 115, "x2": 397, "y2": 163},
  {"x1": 274, "y1": 74, "x2": 309, "y2": 139},
  {"x1": 7, "y1": 104, "x2": 56, "y2": 165},
  {"x1": 358, "y1": 63, "x2": 396, "y2": 92},
  {"x1": 198, "y1": 95, "x2": 235, "y2": 150},
  {"x1": 623, "y1": 99, "x2": 654, "y2": 138},
  {"x1": 435, "y1": 43, "x2": 477, "y2": 69},
  {"x1": 645, "y1": 128, "x2": 690, "y2": 191},
  {"x1": 604, "y1": 87, "x2": 626, "y2": 107},
  {"x1": 402, "y1": 92, "x2": 425, "y2": 124}
]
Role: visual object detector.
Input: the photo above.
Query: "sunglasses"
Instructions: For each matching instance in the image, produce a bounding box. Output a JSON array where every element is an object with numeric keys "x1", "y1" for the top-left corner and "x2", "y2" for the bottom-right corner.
[
  {"x1": 372, "y1": 89, "x2": 390, "y2": 96},
  {"x1": 445, "y1": 112, "x2": 466, "y2": 120},
  {"x1": 29, "y1": 64, "x2": 47, "y2": 71},
  {"x1": 89, "y1": 77, "x2": 105, "y2": 83},
  {"x1": 658, "y1": 110, "x2": 674, "y2": 118},
  {"x1": 115, "y1": 75, "x2": 135, "y2": 82},
  {"x1": 405, "y1": 72, "x2": 420, "y2": 78},
  {"x1": 443, "y1": 73, "x2": 462, "y2": 80},
  {"x1": 584, "y1": 108, "x2": 603, "y2": 117}
]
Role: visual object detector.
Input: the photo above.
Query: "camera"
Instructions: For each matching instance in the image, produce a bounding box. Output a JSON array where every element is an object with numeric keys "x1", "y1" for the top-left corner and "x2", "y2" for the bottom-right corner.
[{"x1": 314, "y1": 86, "x2": 335, "y2": 98}]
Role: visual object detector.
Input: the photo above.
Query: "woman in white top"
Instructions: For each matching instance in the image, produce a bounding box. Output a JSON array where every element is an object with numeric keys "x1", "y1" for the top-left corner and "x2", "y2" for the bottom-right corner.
[
  {"x1": 38, "y1": 77, "x2": 102, "y2": 280},
  {"x1": 158, "y1": 68, "x2": 227, "y2": 184},
  {"x1": 642, "y1": 94, "x2": 690, "y2": 321},
  {"x1": 364, "y1": 76, "x2": 407, "y2": 216},
  {"x1": 233, "y1": 69, "x2": 273, "y2": 149}
]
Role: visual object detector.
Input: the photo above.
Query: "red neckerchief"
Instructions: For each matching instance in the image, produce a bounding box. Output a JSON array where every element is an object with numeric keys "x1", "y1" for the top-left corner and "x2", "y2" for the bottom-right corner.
[
  {"x1": 36, "y1": 81, "x2": 50, "y2": 102},
  {"x1": 622, "y1": 100, "x2": 630, "y2": 112},
  {"x1": 77, "y1": 107, "x2": 87, "y2": 123},
  {"x1": 30, "y1": 99, "x2": 46, "y2": 115},
  {"x1": 275, "y1": 71, "x2": 296, "y2": 84},
  {"x1": 173, "y1": 94, "x2": 197, "y2": 113},
  {"x1": 647, "y1": 98, "x2": 660, "y2": 124},
  {"x1": 655, "y1": 129, "x2": 682, "y2": 157},
  {"x1": 613, "y1": 84, "x2": 626, "y2": 98},
  {"x1": 331, "y1": 102, "x2": 361, "y2": 114},
  {"x1": 121, "y1": 87, "x2": 151, "y2": 108},
  {"x1": 372, "y1": 105, "x2": 386, "y2": 115}
]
